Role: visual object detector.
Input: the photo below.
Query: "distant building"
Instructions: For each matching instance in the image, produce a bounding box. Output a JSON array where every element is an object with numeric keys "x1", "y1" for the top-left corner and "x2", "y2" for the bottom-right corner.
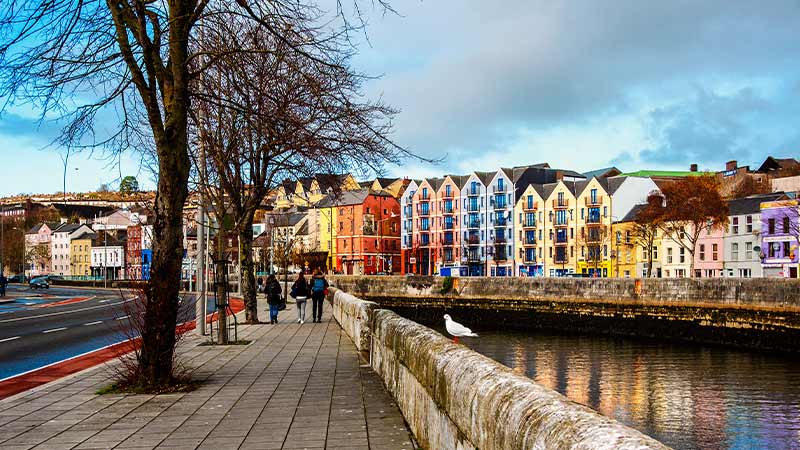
[
  {"x1": 50, "y1": 223, "x2": 93, "y2": 276},
  {"x1": 760, "y1": 199, "x2": 799, "y2": 278},
  {"x1": 69, "y1": 229, "x2": 96, "y2": 278},
  {"x1": 334, "y1": 190, "x2": 400, "y2": 275},
  {"x1": 24, "y1": 222, "x2": 58, "y2": 277},
  {"x1": 91, "y1": 231, "x2": 125, "y2": 280},
  {"x1": 723, "y1": 193, "x2": 785, "y2": 278}
]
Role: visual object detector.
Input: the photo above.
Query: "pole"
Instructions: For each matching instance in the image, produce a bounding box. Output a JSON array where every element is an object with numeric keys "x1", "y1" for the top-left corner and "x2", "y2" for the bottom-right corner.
[
  {"x1": 196, "y1": 194, "x2": 207, "y2": 336},
  {"x1": 237, "y1": 235, "x2": 242, "y2": 295},
  {"x1": 0, "y1": 213, "x2": 4, "y2": 277},
  {"x1": 103, "y1": 230, "x2": 108, "y2": 288}
]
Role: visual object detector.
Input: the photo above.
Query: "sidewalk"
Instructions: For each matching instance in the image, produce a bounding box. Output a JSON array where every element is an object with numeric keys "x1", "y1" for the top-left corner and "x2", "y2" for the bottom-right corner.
[{"x1": 0, "y1": 301, "x2": 416, "y2": 450}]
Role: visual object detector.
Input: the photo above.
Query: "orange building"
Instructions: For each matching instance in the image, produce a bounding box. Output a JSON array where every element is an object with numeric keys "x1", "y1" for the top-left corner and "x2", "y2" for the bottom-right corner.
[{"x1": 335, "y1": 189, "x2": 401, "y2": 275}]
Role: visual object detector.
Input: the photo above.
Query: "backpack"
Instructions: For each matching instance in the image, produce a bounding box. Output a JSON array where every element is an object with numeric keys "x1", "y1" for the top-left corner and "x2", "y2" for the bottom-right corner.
[{"x1": 312, "y1": 277, "x2": 326, "y2": 293}]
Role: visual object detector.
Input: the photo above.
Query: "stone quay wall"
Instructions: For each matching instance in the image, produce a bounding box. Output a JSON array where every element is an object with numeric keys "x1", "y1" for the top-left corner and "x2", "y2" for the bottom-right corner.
[
  {"x1": 328, "y1": 288, "x2": 670, "y2": 450},
  {"x1": 329, "y1": 276, "x2": 800, "y2": 351}
]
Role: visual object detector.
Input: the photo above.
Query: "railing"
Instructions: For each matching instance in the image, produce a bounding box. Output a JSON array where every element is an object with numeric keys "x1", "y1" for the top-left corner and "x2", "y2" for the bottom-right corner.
[
  {"x1": 493, "y1": 236, "x2": 507, "y2": 244},
  {"x1": 443, "y1": 205, "x2": 455, "y2": 214},
  {"x1": 493, "y1": 201, "x2": 507, "y2": 210},
  {"x1": 555, "y1": 236, "x2": 568, "y2": 245},
  {"x1": 524, "y1": 237, "x2": 536, "y2": 246},
  {"x1": 443, "y1": 221, "x2": 455, "y2": 230},
  {"x1": 467, "y1": 235, "x2": 480, "y2": 245},
  {"x1": 495, "y1": 217, "x2": 507, "y2": 227},
  {"x1": 552, "y1": 199, "x2": 569, "y2": 209},
  {"x1": 442, "y1": 191, "x2": 454, "y2": 199},
  {"x1": 523, "y1": 201, "x2": 538, "y2": 211},
  {"x1": 586, "y1": 215, "x2": 601, "y2": 224},
  {"x1": 585, "y1": 196, "x2": 603, "y2": 207},
  {"x1": 523, "y1": 220, "x2": 536, "y2": 228},
  {"x1": 467, "y1": 220, "x2": 481, "y2": 229},
  {"x1": 586, "y1": 233, "x2": 603, "y2": 244},
  {"x1": 467, "y1": 188, "x2": 480, "y2": 197},
  {"x1": 419, "y1": 234, "x2": 430, "y2": 246},
  {"x1": 554, "y1": 220, "x2": 568, "y2": 227},
  {"x1": 467, "y1": 203, "x2": 480, "y2": 212},
  {"x1": 554, "y1": 256, "x2": 569, "y2": 264},
  {"x1": 524, "y1": 256, "x2": 537, "y2": 264},
  {"x1": 493, "y1": 185, "x2": 507, "y2": 193},
  {"x1": 419, "y1": 203, "x2": 430, "y2": 216}
]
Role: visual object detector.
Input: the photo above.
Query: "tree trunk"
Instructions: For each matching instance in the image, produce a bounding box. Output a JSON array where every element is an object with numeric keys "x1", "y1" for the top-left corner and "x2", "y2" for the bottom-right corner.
[
  {"x1": 139, "y1": 141, "x2": 189, "y2": 386},
  {"x1": 239, "y1": 223, "x2": 259, "y2": 323}
]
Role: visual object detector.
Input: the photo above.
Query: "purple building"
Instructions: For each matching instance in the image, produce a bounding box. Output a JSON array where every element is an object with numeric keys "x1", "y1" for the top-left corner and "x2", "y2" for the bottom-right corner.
[{"x1": 760, "y1": 199, "x2": 799, "y2": 278}]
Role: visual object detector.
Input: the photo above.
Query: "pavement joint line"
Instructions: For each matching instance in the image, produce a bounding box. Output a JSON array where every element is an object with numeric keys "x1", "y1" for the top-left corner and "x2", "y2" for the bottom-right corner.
[
  {"x1": 43, "y1": 327, "x2": 68, "y2": 334},
  {"x1": 0, "y1": 336, "x2": 20, "y2": 343}
]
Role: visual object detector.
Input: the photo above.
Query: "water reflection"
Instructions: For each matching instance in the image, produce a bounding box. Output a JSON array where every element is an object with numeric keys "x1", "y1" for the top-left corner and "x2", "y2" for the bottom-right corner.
[{"x1": 446, "y1": 328, "x2": 800, "y2": 450}]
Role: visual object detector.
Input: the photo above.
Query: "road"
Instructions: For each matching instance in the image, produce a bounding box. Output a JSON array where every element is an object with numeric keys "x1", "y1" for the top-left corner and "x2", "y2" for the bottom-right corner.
[{"x1": 0, "y1": 284, "x2": 209, "y2": 380}]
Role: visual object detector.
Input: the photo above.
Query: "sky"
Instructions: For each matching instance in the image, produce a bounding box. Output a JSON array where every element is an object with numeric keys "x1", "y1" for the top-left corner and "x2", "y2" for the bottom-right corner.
[{"x1": 2, "y1": 0, "x2": 800, "y2": 196}]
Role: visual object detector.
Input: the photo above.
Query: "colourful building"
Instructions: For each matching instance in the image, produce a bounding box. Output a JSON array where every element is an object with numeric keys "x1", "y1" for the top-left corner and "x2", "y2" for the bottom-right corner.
[
  {"x1": 760, "y1": 200, "x2": 799, "y2": 278},
  {"x1": 70, "y1": 230, "x2": 95, "y2": 279},
  {"x1": 335, "y1": 190, "x2": 400, "y2": 275},
  {"x1": 694, "y1": 224, "x2": 724, "y2": 278},
  {"x1": 514, "y1": 184, "x2": 544, "y2": 277},
  {"x1": 575, "y1": 177, "x2": 613, "y2": 277},
  {"x1": 274, "y1": 174, "x2": 360, "y2": 209}
]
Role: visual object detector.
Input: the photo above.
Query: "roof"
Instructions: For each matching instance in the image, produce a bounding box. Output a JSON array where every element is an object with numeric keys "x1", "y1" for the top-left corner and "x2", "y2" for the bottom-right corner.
[
  {"x1": 619, "y1": 170, "x2": 704, "y2": 177},
  {"x1": 582, "y1": 167, "x2": 621, "y2": 179},
  {"x1": 296, "y1": 221, "x2": 309, "y2": 236},
  {"x1": 375, "y1": 177, "x2": 400, "y2": 188},
  {"x1": 425, "y1": 177, "x2": 444, "y2": 192},
  {"x1": 727, "y1": 193, "x2": 787, "y2": 216},
  {"x1": 53, "y1": 223, "x2": 83, "y2": 234},
  {"x1": 26, "y1": 224, "x2": 45, "y2": 234},
  {"x1": 92, "y1": 231, "x2": 123, "y2": 247},
  {"x1": 50, "y1": 203, "x2": 116, "y2": 219},
  {"x1": 756, "y1": 156, "x2": 800, "y2": 173},
  {"x1": 72, "y1": 230, "x2": 97, "y2": 241},
  {"x1": 619, "y1": 203, "x2": 648, "y2": 223},
  {"x1": 331, "y1": 189, "x2": 370, "y2": 207},
  {"x1": 474, "y1": 171, "x2": 495, "y2": 186}
]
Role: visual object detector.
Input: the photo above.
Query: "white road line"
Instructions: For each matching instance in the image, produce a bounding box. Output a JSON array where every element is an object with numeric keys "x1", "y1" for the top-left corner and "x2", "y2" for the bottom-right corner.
[
  {"x1": 115, "y1": 315, "x2": 129, "y2": 321},
  {"x1": 0, "y1": 298, "x2": 133, "y2": 324},
  {"x1": 99, "y1": 299, "x2": 110, "y2": 303},
  {"x1": 84, "y1": 321, "x2": 103, "y2": 326},
  {"x1": 0, "y1": 336, "x2": 20, "y2": 343},
  {"x1": 43, "y1": 327, "x2": 67, "y2": 334}
]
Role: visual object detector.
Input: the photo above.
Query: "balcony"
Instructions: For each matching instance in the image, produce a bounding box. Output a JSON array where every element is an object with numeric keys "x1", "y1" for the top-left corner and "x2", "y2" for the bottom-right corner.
[
  {"x1": 419, "y1": 192, "x2": 430, "y2": 200},
  {"x1": 554, "y1": 256, "x2": 569, "y2": 264},
  {"x1": 523, "y1": 201, "x2": 538, "y2": 211},
  {"x1": 467, "y1": 203, "x2": 480, "y2": 212},
  {"x1": 443, "y1": 205, "x2": 455, "y2": 215},
  {"x1": 494, "y1": 217, "x2": 508, "y2": 227},
  {"x1": 467, "y1": 235, "x2": 480, "y2": 246},
  {"x1": 493, "y1": 201, "x2": 508, "y2": 210},
  {"x1": 524, "y1": 236, "x2": 536, "y2": 246},
  {"x1": 467, "y1": 188, "x2": 480, "y2": 197},
  {"x1": 442, "y1": 191, "x2": 454, "y2": 199},
  {"x1": 491, "y1": 251, "x2": 508, "y2": 261},
  {"x1": 552, "y1": 199, "x2": 569, "y2": 209},
  {"x1": 467, "y1": 252, "x2": 481, "y2": 262},
  {"x1": 585, "y1": 196, "x2": 603, "y2": 207},
  {"x1": 555, "y1": 235, "x2": 568, "y2": 245},
  {"x1": 443, "y1": 221, "x2": 455, "y2": 230},
  {"x1": 443, "y1": 233, "x2": 455, "y2": 246},
  {"x1": 419, "y1": 233, "x2": 430, "y2": 247},
  {"x1": 523, "y1": 220, "x2": 536, "y2": 229},
  {"x1": 493, "y1": 185, "x2": 507, "y2": 194},
  {"x1": 523, "y1": 255, "x2": 537, "y2": 264},
  {"x1": 586, "y1": 215, "x2": 601, "y2": 225},
  {"x1": 553, "y1": 221, "x2": 568, "y2": 228},
  {"x1": 418, "y1": 203, "x2": 430, "y2": 217},
  {"x1": 586, "y1": 232, "x2": 602, "y2": 244},
  {"x1": 493, "y1": 236, "x2": 508, "y2": 244},
  {"x1": 467, "y1": 220, "x2": 481, "y2": 229}
]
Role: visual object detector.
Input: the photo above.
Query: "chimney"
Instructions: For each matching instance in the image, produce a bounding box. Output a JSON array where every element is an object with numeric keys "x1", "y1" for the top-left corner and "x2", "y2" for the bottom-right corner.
[
  {"x1": 726, "y1": 160, "x2": 737, "y2": 171},
  {"x1": 690, "y1": 164, "x2": 698, "y2": 172},
  {"x1": 555, "y1": 170, "x2": 564, "y2": 181}
]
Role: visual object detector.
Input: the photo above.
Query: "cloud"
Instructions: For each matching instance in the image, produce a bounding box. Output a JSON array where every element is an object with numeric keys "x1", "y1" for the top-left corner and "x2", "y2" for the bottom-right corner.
[{"x1": 353, "y1": 0, "x2": 800, "y2": 175}]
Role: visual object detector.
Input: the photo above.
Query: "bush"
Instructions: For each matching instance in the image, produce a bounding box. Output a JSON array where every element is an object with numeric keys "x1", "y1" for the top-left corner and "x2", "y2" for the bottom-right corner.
[{"x1": 440, "y1": 276, "x2": 454, "y2": 295}]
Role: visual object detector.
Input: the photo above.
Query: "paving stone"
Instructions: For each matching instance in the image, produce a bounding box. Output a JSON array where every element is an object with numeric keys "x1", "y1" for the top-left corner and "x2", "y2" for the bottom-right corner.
[{"x1": 0, "y1": 302, "x2": 415, "y2": 450}]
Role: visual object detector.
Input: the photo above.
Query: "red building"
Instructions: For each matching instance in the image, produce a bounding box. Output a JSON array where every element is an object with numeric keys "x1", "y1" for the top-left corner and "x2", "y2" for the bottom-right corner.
[
  {"x1": 126, "y1": 225, "x2": 142, "y2": 280},
  {"x1": 335, "y1": 189, "x2": 400, "y2": 275}
]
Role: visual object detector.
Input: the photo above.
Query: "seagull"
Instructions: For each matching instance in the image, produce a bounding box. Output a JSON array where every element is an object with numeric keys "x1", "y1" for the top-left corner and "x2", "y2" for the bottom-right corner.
[{"x1": 444, "y1": 314, "x2": 478, "y2": 343}]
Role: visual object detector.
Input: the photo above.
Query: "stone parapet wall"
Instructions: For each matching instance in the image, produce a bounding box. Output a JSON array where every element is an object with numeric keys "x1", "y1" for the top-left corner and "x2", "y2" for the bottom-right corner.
[
  {"x1": 331, "y1": 275, "x2": 800, "y2": 309},
  {"x1": 328, "y1": 288, "x2": 376, "y2": 358},
  {"x1": 330, "y1": 290, "x2": 670, "y2": 450}
]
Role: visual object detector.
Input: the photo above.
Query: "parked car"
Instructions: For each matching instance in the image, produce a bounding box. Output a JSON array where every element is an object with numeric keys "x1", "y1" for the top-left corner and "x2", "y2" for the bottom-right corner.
[
  {"x1": 29, "y1": 277, "x2": 49, "y2": 290},
  {"x1": 47, "y1": 274, "x2": 64, "y2": 282},
  {"x1": 7, "y1": 274, "x2": 26, "y2": 283}
]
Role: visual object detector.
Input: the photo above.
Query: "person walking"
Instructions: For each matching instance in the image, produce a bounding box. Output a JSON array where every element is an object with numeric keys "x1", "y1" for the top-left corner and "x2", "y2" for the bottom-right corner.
[
  {"x1": 0, "y1": 274, "x2": 7, "y2": 297},
  {"x1": 291, "y1": 272, "x2": 309, "y2": 324},
  {"x1": 266, "y1": 274, "x2": 282, "y2": 324},
  {"x1": 310, "y1": 269, "x2": 329, "y2": 323}
]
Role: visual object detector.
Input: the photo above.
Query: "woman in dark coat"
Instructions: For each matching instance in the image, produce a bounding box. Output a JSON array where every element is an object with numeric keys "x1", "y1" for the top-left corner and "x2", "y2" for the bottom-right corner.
[
  {"x1": 266, "y1": 274, "x2": 282, "y2": 324},
  {"x1": 291, "y1": 272, "x2": 309, "y2": 324}
]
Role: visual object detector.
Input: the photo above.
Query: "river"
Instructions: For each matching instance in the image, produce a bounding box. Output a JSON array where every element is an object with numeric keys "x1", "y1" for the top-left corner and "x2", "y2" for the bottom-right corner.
[{"x1": 434, "y1": 326, "x2": 800, "y2": 450}]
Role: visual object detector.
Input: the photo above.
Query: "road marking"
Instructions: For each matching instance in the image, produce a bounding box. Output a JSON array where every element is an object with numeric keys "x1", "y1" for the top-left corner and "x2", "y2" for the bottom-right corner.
[
  {"x1": 115, "y1": 315, "x2": 129, "y2": 321},
  {"x1": 0, "y1": 336, "x2": 20, "y2": 343},
  {"x1": 99, "y1": 299, "x2": 110, "y2": 303},
  {"x1": 0, "y1": 298, "x2": 133, "y2": 324},
  {"x1": 84, "y1": 321, "x2": 103, "y2": 326},
  {"x1": 43, "y1": 327, "x2": 67, "y2": 334}
]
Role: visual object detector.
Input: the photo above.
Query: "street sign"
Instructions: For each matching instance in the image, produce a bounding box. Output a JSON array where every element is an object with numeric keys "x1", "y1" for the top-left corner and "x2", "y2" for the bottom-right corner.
[{"x1": 409, "y1": 257, "x2": 416, "y2": 264}]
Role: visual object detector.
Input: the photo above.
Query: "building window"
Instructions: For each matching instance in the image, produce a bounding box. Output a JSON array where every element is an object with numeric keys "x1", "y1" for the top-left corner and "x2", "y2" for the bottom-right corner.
[
  {"x1": 731, "y1": 243, "x2": 739, "y2": 261},
  {"x1": 783, "y1": 216, "x2": 790, "y2": 233},
  {"x1": 745, "y1": 242, "x2": 753, "y2": 259},
  {"x1": 746, "y1": 216, "x2": 753, "y2": 233},
  {"x1": 679, "y1": 247, "x2": 685, "y2": 263},
  {"x1": 699, "y1": 244, "x2": 705, "y2": 261},
  {"x1": 712, "y1": 243, "x2": 718, "y2": 261},
  {"x1": 732, "y1": 217, "x2": 739, "y2": 234},
  {"x1": 768, "y1": 218, "x2": 775, "y2": 234},
  {"x1": 783, "y1": 241, "x2": 791, "y2": 258}
]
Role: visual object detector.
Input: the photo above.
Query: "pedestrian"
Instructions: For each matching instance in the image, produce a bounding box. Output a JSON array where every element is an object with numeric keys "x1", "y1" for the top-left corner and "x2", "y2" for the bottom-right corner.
[
  {"x1": 310, "y1": 269, "x2": 329, "y2": 323},
  {"x1": 256, "y1": 277, "x2": 264, "y2": 294},
  {"x1": 291, "y1": 272, "x2": 309, "y2": 324},
  {"x1": 0, "y1": 274, "x2": 6, "y2": 297},
  {"x1": 266, "y1": 274, "x2": 282, "y2": 324}
]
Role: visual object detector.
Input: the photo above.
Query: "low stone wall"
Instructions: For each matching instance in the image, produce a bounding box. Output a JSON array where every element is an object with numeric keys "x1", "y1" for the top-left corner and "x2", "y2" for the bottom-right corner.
[
  {"x1": 330, "y1": 290, "x2": 670, "y2": 450},
  {"x1": 328, "y1": 288, "x2": 376, "y2": 358},
  {"x1": 330, "y1": 275, "x2": 800, "y2": 351}
]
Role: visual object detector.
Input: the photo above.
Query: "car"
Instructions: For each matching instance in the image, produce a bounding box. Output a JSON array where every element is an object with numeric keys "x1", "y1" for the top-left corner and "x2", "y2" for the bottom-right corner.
[
  {"x1": 46, "y1": 274, "x2": 64, "y2": 281},
  {"x1": 29, "y1": 277, "x2": 49, "y2": 289},
  {"x1": 7, "y1": 274, "x2": 26, "y2": 283}
]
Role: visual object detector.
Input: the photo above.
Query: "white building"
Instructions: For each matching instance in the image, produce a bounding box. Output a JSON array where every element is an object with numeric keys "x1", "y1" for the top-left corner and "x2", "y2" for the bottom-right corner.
[
  {"x1": 91, "y1": 232, "x2": 126, "y2": 280},
  {"x1": 50, "y1": 223, "x2": 94, "y2": 276},
  {"x1": 723, "y1": 193, "x2": 785, "y2": 278}
]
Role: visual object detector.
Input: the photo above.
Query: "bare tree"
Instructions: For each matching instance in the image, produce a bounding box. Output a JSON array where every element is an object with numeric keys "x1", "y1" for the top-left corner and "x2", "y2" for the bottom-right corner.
[
  {"x1": 0, "y1": 0, "x2": 399, "y2": 389},
  {"x1": 191, "y1": 18, "x2": 410, "y2": 323}
]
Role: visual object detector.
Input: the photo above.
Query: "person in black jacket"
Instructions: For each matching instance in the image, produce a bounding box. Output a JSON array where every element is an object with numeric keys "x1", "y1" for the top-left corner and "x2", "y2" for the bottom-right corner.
[
  {"x1": 291, "y1": 272, "x2": 309, "y2": 324},
  {"x1": 309, "y1": 269, "x2": 329, "y2": 323},
  {"x1": 266, "y1": 274, "x2": 282, "y2": 324}
]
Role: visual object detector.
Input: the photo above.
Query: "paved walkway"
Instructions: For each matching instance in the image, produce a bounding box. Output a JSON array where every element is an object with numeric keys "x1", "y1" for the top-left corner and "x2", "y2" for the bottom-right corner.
[{"x1": 0, "y1": 304, "x2": 416, "y2": 450}]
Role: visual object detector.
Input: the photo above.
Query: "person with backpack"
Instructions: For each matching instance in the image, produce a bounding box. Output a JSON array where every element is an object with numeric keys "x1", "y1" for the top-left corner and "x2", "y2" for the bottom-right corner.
[
  {"x1": 291, "y1": 272, "x2": 309, "y2": 324},
  {"x1": 310, "y1": 269, "x2": 329, "y2": 323},
  {"x1": 266, "y1": 274, "x2": 282, "y2": 324}
]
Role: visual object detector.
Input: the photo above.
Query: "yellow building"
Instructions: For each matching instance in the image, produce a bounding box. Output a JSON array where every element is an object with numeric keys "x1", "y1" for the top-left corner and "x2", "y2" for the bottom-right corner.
[
  {"x1": 514, "y1": 184, "x2": 545, "y2": 276},
  {"x1": 274, "y1": 174, "x2": 360, "y2": 209},
  {"x1": 70, "y1": 230, "x2": 95, "y2": 279},
  {"x1": 611, "y1": 220, "x2": 638, "y2": 278},
  {"x1": 543, "y1": 180, "x2": 578, "y2": 276},
  {"x1": 314, "y1": 200, "x2": 338, "y2": 271},
  {"x1": 575, "y1": 178, "x2": 613, "y2": 277}
]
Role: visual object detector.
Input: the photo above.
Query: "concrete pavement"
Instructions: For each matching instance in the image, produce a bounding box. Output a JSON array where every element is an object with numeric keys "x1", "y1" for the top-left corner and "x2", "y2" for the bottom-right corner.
[{"x1": 0, "y1": 301, "x2": 416, "y2": 450}]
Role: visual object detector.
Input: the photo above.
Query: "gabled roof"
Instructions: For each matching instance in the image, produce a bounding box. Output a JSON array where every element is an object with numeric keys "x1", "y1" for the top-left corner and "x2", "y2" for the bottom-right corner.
[
  {"x1": 619, "y1": 203, "x2": 648, "y2": 223},
  {"x1": 375, "y1": 177, "x2": 400, "y2": 188},
  {"x1": 474, "y1": 171, "x2": 495, "y2": 186},
  {"x1": 53, "y1": 223, "x2": 83, "y2": 234},
  {"x1": 756, "y1": 156, "x2": 800, "y2": 173},
  {"x1": 92, "y1": 231, "x2": 123, "y2": 247},
  {"x1": 331, "y1": 189, "x2": 370, "y2": 207},
  {"x1": 72, "y1": 230, "x2": 97, "y2": 241},
  {"x1": 26, "y1": 224, "x2": 45, "y2": 234},
  {"x1": 425, "y1": 177, "x2": 444, "y2": 192},
  {"x1": 582, "y1": 167, "x2": 621, "y2": 179},
  {"x1": 727, "y1": 193, "x2": 787, "y2": 216}
]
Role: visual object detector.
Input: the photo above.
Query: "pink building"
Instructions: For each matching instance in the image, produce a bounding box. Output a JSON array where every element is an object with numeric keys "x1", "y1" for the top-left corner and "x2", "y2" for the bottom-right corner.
[{"x1": 694, "y1": 225, "x2": 725, "y2": 277}]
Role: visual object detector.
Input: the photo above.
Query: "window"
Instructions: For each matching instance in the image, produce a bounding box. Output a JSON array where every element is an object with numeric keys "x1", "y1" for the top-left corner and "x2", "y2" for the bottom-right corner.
[
  {"x1": 590, "y1": 189, "x2": 597, "y2": 204},
  {"x1": 745, "y1": 242, "x2": 753, "y2": 259},
  {"x1": 783, "y1": 241, "x2": 791, "y2": 258},
  {"x1": 679, "y1": 247, "x2": 685, "y2": 263},
  {"x1": 667, "y1": 247, "x2": 673, "y2": 264},
  {"x1": 653, "y1": 246, "x2": 658, "y2": 259},
  {"x1": 746, "y1": 216, "x2": 753, "y2": 233},
  {"x1": 768, "y1": 218, "x2": 775, "y2": 234},
  {"x1": 498, "y1": 178, "x2": 504, "y2": 191},
  {"x1": 731, "y1": 243, "x2": 739, "y2": 261},
  {"x1": 732, "y1": 217, "x2": 739, "y2": 234},
  {"x1": 783, "y1": 216, "x2": 790, "y2": 233},
  {"x1": 712, "y1": 243, "x2": 718, "y2": 261},
  {"x1": 699, "y1": 244, "x2": 705, "y2": 261}
]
